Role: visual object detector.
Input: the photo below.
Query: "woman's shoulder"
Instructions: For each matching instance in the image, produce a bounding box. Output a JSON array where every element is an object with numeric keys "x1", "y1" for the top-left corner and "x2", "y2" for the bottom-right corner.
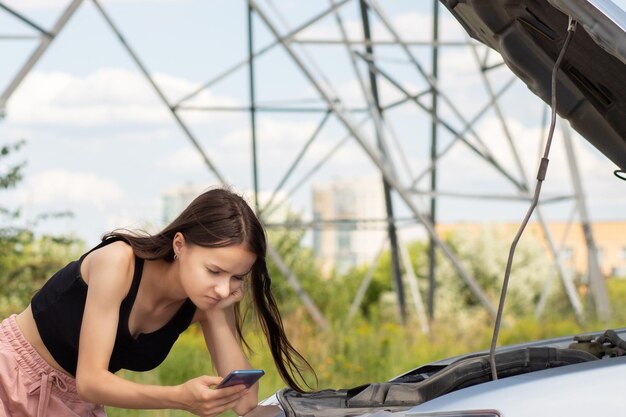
[
  {"x1": 92, "y1": 239, "x2": 134, "y2": 261},
  {"x1": 81, "y1": 240, "x2": 135, "y2": 287}
]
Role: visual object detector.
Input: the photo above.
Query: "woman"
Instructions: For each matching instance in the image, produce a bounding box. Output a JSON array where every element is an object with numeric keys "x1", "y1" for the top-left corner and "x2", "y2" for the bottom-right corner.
[{"x1": 0, "y1": 188, "x2": 312, "y2": 417}]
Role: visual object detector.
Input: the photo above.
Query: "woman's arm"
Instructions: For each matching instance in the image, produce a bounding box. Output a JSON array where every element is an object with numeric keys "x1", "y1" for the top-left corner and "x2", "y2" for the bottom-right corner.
[
  {"x1": 75, "y1": 243, "x2": 247, "y2": 416},
  {"x1": 200, "y1": 306, "x2": 259, "y2": 416}
]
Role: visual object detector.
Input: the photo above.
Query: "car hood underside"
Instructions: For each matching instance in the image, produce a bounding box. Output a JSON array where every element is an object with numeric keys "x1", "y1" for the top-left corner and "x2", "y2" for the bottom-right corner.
[
  {"x1": 441, "y1": 0, "x2": 626, "y2": 170},
  {"x1": 276, "y1": 346, "x2": 597, "y2": 417}
]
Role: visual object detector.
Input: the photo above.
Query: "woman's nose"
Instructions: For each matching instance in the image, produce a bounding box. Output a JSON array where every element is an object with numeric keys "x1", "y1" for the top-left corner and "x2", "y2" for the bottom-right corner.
[{"x1": 215, "y1": 278, "x2": 231, "y2": 298}]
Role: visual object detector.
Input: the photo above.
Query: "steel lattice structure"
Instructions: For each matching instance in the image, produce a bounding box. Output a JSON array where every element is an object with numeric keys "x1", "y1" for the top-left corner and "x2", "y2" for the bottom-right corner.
[{"x1": 0, "y1": 0, "x2": 609, "y2": 329}]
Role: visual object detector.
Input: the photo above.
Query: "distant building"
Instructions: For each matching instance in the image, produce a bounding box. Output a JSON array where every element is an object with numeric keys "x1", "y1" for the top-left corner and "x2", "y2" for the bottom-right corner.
[
  {"x1": 312, "y1": 177, "x2": 387, "y2": 275},
  {"x1": 436, "y1": 221, "x2": 626, "y2": 278},
  {"x1": 543, "y1": 221, "x2": 626, "y2": 278},
  {"x1": 162, "y1": 183, "x2": 209, "y2": 225}
]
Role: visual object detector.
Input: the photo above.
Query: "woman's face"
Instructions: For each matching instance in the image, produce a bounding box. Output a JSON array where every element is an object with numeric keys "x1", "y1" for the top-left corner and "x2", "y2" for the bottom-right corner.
[{"x1": 174, "y1": 235, "x2": 257, "y2": 309}]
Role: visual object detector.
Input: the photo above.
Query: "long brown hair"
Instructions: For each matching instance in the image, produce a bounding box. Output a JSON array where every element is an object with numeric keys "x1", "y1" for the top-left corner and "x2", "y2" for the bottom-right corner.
[{"x1": 104, "y1": 187, "x2": 313, "y2": 391}]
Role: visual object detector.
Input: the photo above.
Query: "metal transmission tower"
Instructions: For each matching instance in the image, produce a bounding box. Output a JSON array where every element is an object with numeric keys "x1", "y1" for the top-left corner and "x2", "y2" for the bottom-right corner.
[
  {"x1": 0, "y1": 0, "x2": 83, "y2": 117},
  {"x1": 0, "y1": 0, "x2": 608, "y2": 325}
]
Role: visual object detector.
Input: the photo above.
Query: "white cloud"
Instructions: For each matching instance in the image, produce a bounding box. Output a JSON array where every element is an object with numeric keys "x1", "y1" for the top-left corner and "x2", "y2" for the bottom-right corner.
[
  {"x1": 157, "y1": 146, "x2": 206, "y2": 172},
  {"x1": 436, "y1": 115, "x2": 620, "y2": 204},
  {"x1": 297, "y1": 10, "x2": 464, "y2": 43},
  {"x1": 15, "y1": 169, "x2": 124, "y2": 209},
  {"x1": 384, "y1": 9, "x2": 466, "y2": 41},
  {"x1": 296, "y1": 16, "x2": 362, "y2": 41},
  {"x1": 2, "y1": 0, "x2": 181, "y2": 11},
  {"x1": 154, "y1": 116, "x2": 380, "y2": 186},
  {"x1": 318, "y1": 77, "x2": 418, "y2": 110},
  {"x1": 104, "y1": 196, "x2": 162, "y2": 234},
  {"x1": 218, "y1": 117, "x2": 323, "y2": 151},
  {"x1": 5, "y1": 68, "x2": 241, "y2": 128}
]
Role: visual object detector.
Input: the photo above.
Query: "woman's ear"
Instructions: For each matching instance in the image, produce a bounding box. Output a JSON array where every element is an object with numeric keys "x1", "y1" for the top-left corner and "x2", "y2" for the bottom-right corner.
[{"x1": 173, "y1": 232, "x2": 186, "y2": 258}]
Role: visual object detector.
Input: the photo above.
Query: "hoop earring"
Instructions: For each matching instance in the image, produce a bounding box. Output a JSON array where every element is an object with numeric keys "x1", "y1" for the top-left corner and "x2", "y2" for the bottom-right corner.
[{"x1": 174, "y1": 254, "x2": 178, "y2": 261}]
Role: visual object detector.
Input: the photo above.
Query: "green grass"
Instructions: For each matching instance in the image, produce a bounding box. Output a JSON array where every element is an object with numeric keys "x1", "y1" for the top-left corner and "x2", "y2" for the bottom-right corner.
[{"x1": 106, "y1": 277, "x2": 626, "y2": 417}]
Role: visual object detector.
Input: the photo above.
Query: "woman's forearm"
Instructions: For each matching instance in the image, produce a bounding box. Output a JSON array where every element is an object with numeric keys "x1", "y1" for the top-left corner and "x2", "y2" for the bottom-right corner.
[
  {"x1": 202, "y1": 307, "x2": 259, "y2": 415},
  {"x1": 78, "y1": 369, "x2": 251, "y2": 416},
  {"x1": 77, "y1": 370, "x2": 185, "y2": 411},
  {"x1": 203, "y1": 307, "x2": 252, "y2": 373}
]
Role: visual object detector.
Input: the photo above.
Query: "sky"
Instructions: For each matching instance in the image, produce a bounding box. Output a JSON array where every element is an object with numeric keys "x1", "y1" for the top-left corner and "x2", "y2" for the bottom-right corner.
[{"x1": 1, "y1": 0, "x2": 625, "y2": 249}]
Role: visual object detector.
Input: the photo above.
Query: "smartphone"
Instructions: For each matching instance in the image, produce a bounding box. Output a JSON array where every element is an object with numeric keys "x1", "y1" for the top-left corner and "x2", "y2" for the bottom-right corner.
[{"x1": 216, "y1": 369, "x2": 265, "y2": 389}]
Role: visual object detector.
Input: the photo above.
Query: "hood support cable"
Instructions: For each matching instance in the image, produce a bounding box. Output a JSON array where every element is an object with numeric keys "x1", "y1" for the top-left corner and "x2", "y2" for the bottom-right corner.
[{"x1": 489, "y1": 16, "x2": 578, "y2": 381}]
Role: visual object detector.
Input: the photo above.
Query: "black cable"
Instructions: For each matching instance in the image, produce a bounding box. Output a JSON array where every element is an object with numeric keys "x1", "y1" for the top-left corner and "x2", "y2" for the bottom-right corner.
[
  {"x1": 488, "y1": 17, "x2": 578, "y2": 381},
  {"x1": 614, "y1": 169, "x2": 626, "y2": 181}
]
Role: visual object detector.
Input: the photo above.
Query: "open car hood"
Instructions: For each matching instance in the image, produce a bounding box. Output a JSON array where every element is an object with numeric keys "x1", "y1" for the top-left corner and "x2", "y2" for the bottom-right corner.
[
  {"x1": 257, "y1": 328, "x2": 626, "y2": 417},
  {"x1": 441, "y1": 0, "x2": 626, "y2": 170}
]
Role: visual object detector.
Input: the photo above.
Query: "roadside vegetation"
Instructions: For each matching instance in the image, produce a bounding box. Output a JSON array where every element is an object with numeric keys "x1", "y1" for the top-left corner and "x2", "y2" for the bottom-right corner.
[{"x1": 2, "y1": 142, "x2": 624, "y2": 416}]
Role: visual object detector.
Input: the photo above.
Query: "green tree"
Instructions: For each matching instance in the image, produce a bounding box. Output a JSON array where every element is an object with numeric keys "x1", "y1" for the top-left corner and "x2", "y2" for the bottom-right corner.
[
  {"x1": 433, "y1": 226, "x2": 553, "y2": 322},
  {"x1": 264, "y1": 216, "x2": 371, "y2": 323},
  {"x1": 265, "y1": 217, "x2": 328, "y2": 315},
  {"x1": 0, "y1": 140, "x2": 84, "y2": 316},
  {"x1": 336, "y1": 227, "x2": 557, "y2": 327}
]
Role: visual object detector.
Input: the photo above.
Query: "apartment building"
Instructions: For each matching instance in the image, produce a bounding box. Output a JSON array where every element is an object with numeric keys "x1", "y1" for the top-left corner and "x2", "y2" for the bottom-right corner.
[{"x1": 312, "y1": 177, "x2": 387, "y2": 274}]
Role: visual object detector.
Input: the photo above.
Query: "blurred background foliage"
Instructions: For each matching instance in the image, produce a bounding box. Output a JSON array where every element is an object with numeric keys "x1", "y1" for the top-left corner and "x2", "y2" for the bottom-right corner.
[
  {"x1": 0, "y1": 141, "x2": 84, "y2": 314},
  {"x1": 2, "y1": 143, "x2": 625, "y2": 416}
]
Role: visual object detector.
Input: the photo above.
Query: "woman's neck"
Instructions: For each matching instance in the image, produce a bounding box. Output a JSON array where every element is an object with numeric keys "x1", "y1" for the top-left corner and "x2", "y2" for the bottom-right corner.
[{"x1": 140, "y1": 259, "x2": 187, "y2": 306}]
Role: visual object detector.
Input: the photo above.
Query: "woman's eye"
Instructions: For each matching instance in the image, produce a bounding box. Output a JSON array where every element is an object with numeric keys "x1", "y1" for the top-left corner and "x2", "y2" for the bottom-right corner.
[
  {"x1": 208, "y1": 269, "x2": 219, "y2": 274},
  {"x1": 232, "y1": 275, "x2": 245, "y2": 281}
]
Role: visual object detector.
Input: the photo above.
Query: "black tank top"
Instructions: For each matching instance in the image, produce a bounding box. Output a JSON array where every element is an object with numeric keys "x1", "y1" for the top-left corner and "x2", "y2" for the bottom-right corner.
[{"x1": 31, "y1": 236, "x2": 197, "y2": 376}]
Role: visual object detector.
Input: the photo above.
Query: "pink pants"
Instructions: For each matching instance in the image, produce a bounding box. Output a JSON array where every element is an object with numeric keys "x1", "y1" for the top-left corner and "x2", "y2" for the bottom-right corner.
[{"x1": 0, "y1": 315, "x2": 106, "y2": 417}]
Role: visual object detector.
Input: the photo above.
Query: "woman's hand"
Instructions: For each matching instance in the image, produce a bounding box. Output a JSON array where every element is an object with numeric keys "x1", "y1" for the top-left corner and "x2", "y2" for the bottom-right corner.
[
  {"x1": 213, "y1": 283, "x2": 245, "y2": 310},
  {"x1": 176, "y1": 375, "x2": 248, "y2": 417}
]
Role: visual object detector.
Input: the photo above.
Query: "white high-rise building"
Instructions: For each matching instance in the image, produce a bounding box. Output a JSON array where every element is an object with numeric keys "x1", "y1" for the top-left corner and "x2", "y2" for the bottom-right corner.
[
  {"x1": 162, "y1": 183, "x2": 210, "y2": 225},
  {"x1": 312, "y1": 177, "x2": 387, "y2": 275}
]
